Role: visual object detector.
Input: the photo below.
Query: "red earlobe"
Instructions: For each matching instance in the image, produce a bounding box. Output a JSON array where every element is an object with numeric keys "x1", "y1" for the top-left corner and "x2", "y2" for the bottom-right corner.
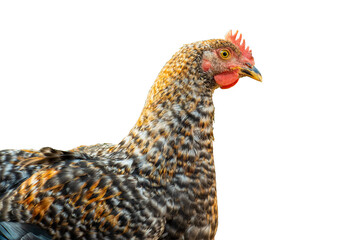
[{"x1": 201, "y1": 60, "x2": 211, "y2": 72}]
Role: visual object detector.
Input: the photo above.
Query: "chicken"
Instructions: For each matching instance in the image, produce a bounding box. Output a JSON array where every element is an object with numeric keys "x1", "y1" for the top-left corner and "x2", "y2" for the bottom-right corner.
[{"x1": 0, "y1": 30, "x2": 262, "y2": 240}]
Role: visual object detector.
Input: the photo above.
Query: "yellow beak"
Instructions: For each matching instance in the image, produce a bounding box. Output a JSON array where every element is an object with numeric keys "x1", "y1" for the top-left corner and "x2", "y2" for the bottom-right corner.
[{"x1": 240, "y1": 66, "x2": 262, "y2": 82}]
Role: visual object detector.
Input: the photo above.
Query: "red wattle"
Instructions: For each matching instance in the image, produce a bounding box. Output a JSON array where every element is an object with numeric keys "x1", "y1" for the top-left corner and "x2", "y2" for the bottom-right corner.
[{"x1": 214, "y1": 71, "x2": 239, "y2": 89}]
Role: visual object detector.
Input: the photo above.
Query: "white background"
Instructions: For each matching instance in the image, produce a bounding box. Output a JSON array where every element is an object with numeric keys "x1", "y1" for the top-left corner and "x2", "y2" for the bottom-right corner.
[{"x1": 0, "y1": 1, "x2": 359, "y2": 239}]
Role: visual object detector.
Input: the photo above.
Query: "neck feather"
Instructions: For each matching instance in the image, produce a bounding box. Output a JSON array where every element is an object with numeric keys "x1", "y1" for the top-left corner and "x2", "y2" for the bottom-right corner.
[{"x1": 112, "y1": 48, "x2": 216, "y2": 184}]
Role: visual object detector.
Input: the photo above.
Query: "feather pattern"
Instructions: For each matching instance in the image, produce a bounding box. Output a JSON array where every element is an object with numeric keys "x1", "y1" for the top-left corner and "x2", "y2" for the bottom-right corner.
[{"x1": 0, "y1": 31, "x2": 260, "y2": 239}]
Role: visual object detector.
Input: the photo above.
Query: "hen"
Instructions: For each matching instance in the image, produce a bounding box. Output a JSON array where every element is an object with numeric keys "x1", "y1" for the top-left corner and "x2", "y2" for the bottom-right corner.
[{"x1": 0, "y1": 30, "x2": 261, "y2": 240}]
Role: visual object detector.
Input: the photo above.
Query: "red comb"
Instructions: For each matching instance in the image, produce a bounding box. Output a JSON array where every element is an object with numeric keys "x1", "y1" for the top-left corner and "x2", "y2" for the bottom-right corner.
[{"x1": 225, "y1": 30, "x2": 254, "y2": 63}]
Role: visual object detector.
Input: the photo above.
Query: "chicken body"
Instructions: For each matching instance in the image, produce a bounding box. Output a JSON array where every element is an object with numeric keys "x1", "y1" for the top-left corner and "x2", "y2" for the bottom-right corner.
[{"x1": 0, "y1": 32, "x2": 261, "y2": 239}]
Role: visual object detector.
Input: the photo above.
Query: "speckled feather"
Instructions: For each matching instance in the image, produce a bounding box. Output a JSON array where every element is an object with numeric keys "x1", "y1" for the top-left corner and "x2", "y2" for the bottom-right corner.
[{"x1": 0, "y1": 32, "x2": 260, "y2": 240}]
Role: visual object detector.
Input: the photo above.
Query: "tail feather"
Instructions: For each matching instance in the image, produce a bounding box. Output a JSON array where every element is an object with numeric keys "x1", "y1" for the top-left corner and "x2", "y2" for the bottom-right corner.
[{"x1": 0, "y1": 222, "x2": 51, "y2": 240}]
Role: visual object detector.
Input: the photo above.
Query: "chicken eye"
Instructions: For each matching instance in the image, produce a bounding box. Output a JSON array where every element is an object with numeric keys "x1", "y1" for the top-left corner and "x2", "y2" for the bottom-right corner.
[{"x1": 219, "y1": 49, "x2": 231, "y2": 60}]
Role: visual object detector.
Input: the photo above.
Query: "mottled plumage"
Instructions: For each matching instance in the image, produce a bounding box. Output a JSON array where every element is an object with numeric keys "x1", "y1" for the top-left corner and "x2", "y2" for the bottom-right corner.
[{"x1": 0, "y1": 31, "x2": 261, "y2": 239}]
